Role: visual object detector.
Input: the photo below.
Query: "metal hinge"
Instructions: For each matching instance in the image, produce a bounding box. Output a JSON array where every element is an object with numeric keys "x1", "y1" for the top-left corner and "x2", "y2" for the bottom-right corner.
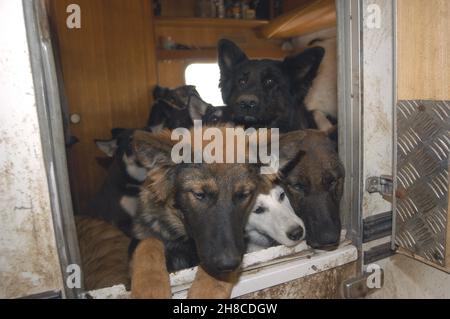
[
  {"x1": 342, "y1": 267, "x2": 384, "y2": 298},
  {"x1": 366, "y1": 175, "x2": 393, "y2": 202}
]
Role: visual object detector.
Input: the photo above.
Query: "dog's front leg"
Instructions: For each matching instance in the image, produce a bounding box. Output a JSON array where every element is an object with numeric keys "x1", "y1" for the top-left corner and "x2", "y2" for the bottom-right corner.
[
  {"x1": 130, "y1": 237, "x2": 171, "y2": 299},
  {"x1": 187, "y1": 267, "x2": 239, "y2": 299}
]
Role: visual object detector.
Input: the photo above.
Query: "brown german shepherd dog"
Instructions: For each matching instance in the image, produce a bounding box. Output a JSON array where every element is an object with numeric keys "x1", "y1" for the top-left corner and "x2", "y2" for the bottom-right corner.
[
  {"x1": 278, "y1": 130, "x2": 344, "y2": 250},
  {"x1": 129, "y1": 127, "x2": 276, "y2": 298}
]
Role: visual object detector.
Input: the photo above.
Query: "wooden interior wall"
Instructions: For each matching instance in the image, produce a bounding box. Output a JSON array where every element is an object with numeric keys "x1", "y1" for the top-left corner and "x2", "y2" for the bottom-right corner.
[
  {"x1": 397, "y1": 0, "x2": 449, "y2": 100},
  {"x1": 158, "y1": 0, "x2": 308, "y2": 18},
  {"x1": 283, "y1": 0, "x2": 313, "y2": 12},
  {"x1": 154, "y1": 20, "x2": 285, "y2": 88},
  {"x1": 47, "y1": 0, "x2": 158, "y2": 212},
  {"x1": 159, "y1": 0, "x2": 196, "y2": 17}
]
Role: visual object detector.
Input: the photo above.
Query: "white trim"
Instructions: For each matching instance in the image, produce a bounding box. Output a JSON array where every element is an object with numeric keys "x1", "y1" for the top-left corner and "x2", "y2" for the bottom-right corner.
[
  {"x1": 173, "y1": 243, "x2": 357, "y2": 299},
  {"x1": 84, "y1": 242, "x2": 357, "y2": 299}
]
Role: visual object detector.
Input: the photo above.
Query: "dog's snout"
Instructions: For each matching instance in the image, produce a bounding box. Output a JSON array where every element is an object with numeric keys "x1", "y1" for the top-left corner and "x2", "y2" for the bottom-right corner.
[
  {"x1": 287, "y1": 226, "x2": 304, "y2": 241},
  {"x1": 237, "y1": 95, "x2": 259, "y2": 109},
  {"x1": 211, "y1": 254, "x2": 242, "y2": 273},
  {"x1": 308, "y1": 232, "x2": 340, "y2": 251}
]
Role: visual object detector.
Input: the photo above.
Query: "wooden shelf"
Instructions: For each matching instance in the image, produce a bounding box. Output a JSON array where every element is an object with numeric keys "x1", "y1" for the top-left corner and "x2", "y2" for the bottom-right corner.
[
  {"x1": 259, "y1": 0, "x2": 336, "y2": 38},
  {"x1": 157, "y1": 48, "x2": 288, "y2": 61},
  {"x1": 155, "y1": 17, "x2": 269, "y2": 29}
]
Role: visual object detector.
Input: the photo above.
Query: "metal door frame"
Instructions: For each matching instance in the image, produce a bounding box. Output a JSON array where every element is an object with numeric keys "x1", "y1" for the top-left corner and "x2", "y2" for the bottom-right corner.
[
  {"x1": 336, "y1": 0, "x2": 364, "y2": 269},
  {"x1": 23, "y1": 0, "x2": 82, "y2": 298},
  {"x1": 336, "y1": 0, "x2": 398, "y2": 273}
]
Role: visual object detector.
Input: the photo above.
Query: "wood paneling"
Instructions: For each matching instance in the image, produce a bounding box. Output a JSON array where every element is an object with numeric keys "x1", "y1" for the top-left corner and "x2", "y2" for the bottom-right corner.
[
  {"x1": 157, "y1": 48, "x2": 286, "y2": 60},
  {"x1": 283, "y1": 0, "x2": 313, "y2": 13},
  {"x1": 48, "y1": 0, "x2": 158, "y2": 211},
  {"x1": 157, "y1": 60, "x2": 188, "y2": 87},
  {"x1": 154, "y1": 15, "x2": 286, "y2": 89},
  {"x1": 155, "y1": 20, "x2": 282, "y2": 50},
  {"x1": 159, "y1": 0, "x2": 196, "y2": 17},
  {"x1": 155, "y1": 17, "x2": 269, "y2": 28},
  {"x1": 397, "y1": 0, "x2": 449, "y2": 100},
  {"x1": 260, "y1": 0, "x2": 336, "y2": 39}
]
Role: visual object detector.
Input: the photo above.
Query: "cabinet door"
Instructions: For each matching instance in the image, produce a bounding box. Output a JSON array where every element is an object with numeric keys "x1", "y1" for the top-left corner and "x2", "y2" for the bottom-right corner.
[
  {"x1": 392, "y1": 0, "x2": 450, "y2": 271},
  {"x1": 47, "y1": 0, "x2": 157, "y2": 211}
]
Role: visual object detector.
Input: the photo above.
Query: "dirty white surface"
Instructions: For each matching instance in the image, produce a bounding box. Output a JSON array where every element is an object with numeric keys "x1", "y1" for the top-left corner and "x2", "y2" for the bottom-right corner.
[
  {"x1": 368, "y1": 254, "x2": 450, "y2": 298},
  {"x1": 84, "y1": 236, "x2": 357, "y2": 299},
  {"x1": 0, "y1": 0, "x2": 64, "y2": 298},
  {"x1": 361, "y1": 0, "x2": 394, "y2": 219}
]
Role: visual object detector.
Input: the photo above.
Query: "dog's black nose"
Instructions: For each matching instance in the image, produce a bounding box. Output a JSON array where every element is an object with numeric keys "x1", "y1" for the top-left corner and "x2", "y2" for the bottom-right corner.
[
  {"x1": 287, "y1": 226, "x2": 304, "y2": 241},
  {"x1": 237, "y1": 95, "x2": 259, "y2": 109},
  {"x1": 211, "y1": 254, "x2": 242, "y2": 273}
]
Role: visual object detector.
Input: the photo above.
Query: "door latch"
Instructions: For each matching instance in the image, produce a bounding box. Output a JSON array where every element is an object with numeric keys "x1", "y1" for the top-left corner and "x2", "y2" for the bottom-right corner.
[{"x1": 366, "y1": 175, "x2": 393, "y2": 202}]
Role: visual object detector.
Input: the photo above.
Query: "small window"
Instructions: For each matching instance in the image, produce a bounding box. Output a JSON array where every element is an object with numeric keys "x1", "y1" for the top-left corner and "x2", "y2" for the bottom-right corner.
[{"x1": 185, "y1": 63, "x2": 224, "y2": 106}]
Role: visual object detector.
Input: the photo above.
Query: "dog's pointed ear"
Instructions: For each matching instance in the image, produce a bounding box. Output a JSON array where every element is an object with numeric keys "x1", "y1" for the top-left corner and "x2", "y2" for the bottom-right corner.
[
  {"x1": 153, "y1": 85, "x2": 166, "y2": 99},
  {"x1": 189, "y1": 101, "x2": 211, "y2": 121},
  {"x1": 278, "y1": 130, "x2": 308, "y2": 173},
  {"x1": 95, "y1": 139, "x2": 118, "y2": 157},
  {"x1": 132, "y1": 130, "x2": 174, "y2": 169},
  {"x1": 218, "y1": 39, "x2": 248, "y2": 73},
  {"x1": 283, "y1": 47, "x2": 325, "y2": 92},
  {"x1": 111, "y1": 127, "x2": 126, "y2": 139}
]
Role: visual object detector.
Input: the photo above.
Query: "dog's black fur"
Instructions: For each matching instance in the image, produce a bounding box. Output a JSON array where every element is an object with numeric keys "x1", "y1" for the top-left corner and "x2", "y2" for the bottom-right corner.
[
  {"x1": 86, "y1": 128, "x2": 145, "y2": 237},
  {"x1": 218, "y1": 39, "x2": 324, "y2": 132},
  {"x1": 148, "y1": 85, "x2": 226, "y2": 131}
]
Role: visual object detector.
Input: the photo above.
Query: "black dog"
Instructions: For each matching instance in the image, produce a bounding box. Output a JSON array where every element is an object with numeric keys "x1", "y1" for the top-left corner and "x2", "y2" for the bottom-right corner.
[
  {"x1": 218, "y1": 39, "x2": 324, "y2": 132},
  {"x1": 148, "y1": 85, "x2": 227, "y2": 131},
  {"x1": 87, "y1": 128, "x2": 146, "y2": 237}
]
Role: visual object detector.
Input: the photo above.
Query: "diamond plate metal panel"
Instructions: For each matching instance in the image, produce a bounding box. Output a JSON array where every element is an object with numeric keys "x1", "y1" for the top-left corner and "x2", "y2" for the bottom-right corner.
[{"x1": 394, "y1": 100, "x2": 450, "y2": 268}]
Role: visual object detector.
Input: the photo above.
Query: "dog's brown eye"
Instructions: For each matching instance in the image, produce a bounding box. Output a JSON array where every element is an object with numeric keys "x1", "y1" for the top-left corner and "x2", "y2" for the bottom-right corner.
[
  {"x1": 323, "y1": 175, "x2": 337, "y2": 190},
  {"x1": 254, "y1": 206, "x2": 266, "y2": 214},
  {"x1": 192, "y1": 191, "x2": 206, "y2": 200},
  {"x1": 263, "y1": 78, "x2": 275, "y2": 88},
  {"x1": 279, "y1": 192, "x2": 286, "y2": 201},
  {"x1": 330, "y1": 179, "x2": 337, "y2": 189},
  {"x1": 294, "y1": 183, "x2": 307, "y2": 193},
  {"x1": 236, "y1": 190, "x2": 252, "y2": 201}
]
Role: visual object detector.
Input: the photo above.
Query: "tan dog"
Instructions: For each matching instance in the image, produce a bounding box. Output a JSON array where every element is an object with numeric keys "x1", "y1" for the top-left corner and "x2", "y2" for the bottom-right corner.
[{"x1": 75, "y1": 216, "x2": 131, "y2": 291}]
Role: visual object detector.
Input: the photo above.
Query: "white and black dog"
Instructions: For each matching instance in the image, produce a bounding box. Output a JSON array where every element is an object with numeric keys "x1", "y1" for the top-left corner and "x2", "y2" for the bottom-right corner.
[{"x1": 246, "y1": 185, "x2": 305, "y2": 252}]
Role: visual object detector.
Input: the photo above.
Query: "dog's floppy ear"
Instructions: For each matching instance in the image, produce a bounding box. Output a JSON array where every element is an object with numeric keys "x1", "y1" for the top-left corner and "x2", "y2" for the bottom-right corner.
[
  {"x1": 278, "y1": 130, "x2": 308, "y2": 174},
  {"x1": 132, "y1": 130, "x2": 174, "y2": 169},
  {"x1": 283, "y1": 47, "x2": 325, "y2": 95},
  {"x1": 218, "y1": 39, "x2": 248, "y2": 73},
  {"x1": 95, "y1": 139, "x2": 118, "y2": 157}
]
